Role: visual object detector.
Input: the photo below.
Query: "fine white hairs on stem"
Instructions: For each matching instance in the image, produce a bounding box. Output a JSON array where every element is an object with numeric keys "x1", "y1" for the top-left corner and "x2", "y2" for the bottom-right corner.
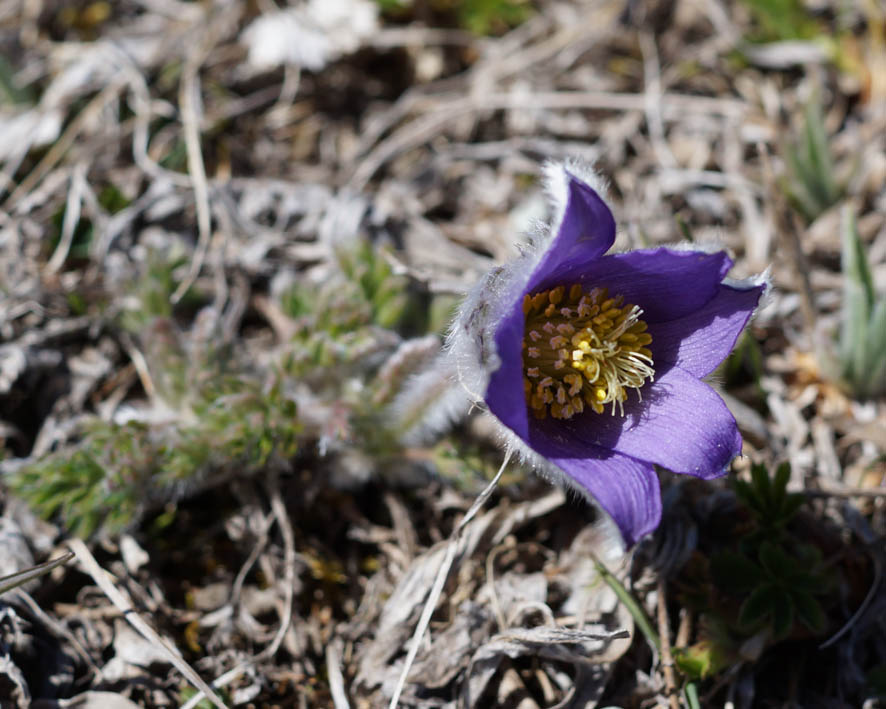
[{"x1": 389, "y1": 355, "x2": 472, "y2": 445}]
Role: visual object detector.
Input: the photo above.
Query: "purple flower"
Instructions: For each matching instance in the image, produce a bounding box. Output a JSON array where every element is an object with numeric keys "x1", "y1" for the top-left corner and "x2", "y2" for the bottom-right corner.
[{"x1": 448, "y1": 162, "x2": 766, "y2": 547}]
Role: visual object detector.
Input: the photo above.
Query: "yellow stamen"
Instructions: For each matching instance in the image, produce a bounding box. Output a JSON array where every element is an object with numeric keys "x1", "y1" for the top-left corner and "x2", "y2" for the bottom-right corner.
[{"x1": 521, "y1": 284, "x2": 654, "y2": 420}]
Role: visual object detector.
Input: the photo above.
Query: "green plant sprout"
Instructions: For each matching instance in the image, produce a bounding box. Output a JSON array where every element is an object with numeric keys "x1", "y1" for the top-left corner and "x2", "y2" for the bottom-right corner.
[
  {"x1": 11, "y1": 235, "x2": 482, "y2": 537},
  {"x1": 711, "y1": 542, "x2": 827, "y2": 639},
  {"x1": 836, "y1": 206, "x2": 886, "y2": 398},
  {"x1": 739, "y1": 0, "x2": 822, "y2": 42},
  {"x1": 732, "y1": 462, "x2": 805, "y2": 536},
  {"x1": 10, "y1": 377, "x2": 301, "y2": 538},
  {"x1": 673, "y1": 463, "x2": 833, "y2": 683},
  {"x1": 782, "y1": 98, "x2": 847, "y2": 222}
]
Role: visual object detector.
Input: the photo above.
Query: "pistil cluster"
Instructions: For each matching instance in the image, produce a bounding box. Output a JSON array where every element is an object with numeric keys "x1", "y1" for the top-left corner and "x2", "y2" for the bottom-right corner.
[{"x1": 522, "y1": 284, "x2": 654, "y2": 419}]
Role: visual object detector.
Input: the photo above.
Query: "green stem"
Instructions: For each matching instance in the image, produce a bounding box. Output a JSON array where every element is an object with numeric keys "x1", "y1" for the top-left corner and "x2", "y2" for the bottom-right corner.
[
  {"x1": 685, "y1": 681, "x2": 701, "y2": 709},
  {"x1": 592, "y1": 555, "x2": 660, "y2": 651}
]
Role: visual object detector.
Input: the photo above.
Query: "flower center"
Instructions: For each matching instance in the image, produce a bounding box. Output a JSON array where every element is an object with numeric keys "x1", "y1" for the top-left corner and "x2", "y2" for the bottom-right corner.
[{"x1": 522, "y1": 284, "x2": 654, "y2": 419}]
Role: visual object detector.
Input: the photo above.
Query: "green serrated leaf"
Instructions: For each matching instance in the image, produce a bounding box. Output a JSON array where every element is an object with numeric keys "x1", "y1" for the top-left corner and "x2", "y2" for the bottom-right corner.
[
  {"x1": 739, "y1": 585, "x2": 779, "y2": 628},
  {"x1": 780, "y1": 493, "x2": 807, "y2": 523},
  {"x1": 750, "y1": 463, "x2": 772, "y2": 507},
  {"x1": 772, "y1": 462, "x2": 790, "y2": 506},
  {"x1": 758, "y1": 542, "x2": 796, "y2": 578},
  {"x1": 711, "y1": 551, "x2": 766, "y2": 593},
  {"x1": 770, "y1": 588, "x2": 794, "y2": 638},
  {"x1": 793, "y1": 591, "x2": 826, "y2": 633}
]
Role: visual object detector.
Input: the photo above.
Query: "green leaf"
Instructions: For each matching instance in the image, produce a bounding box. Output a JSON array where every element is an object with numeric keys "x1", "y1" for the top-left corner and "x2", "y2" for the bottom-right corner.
[
  {"x1": 739, "y1": 0, "x2": 821, "y2": 41},
  {"x1": 758, "y1": 542, "x2": 797, "y2": 578},
  {"x1": 772, "y1": 462, "x2": 790, "y2": 508},
  {"x1": 685, "y1": 682, "x2": 702, "y2": 709},
  {"x1": 783, "y1": 97, "x2": 844, "y2": 221},
  {"x1": 739, "y1": 585, "x2": 779, "y2": 629},
  {"x1": 0, "y1": 54, "x2": 36, "y2": 104},
  {"x1": 711, "y1": 551, "x2": 766, "y2": 593},
  {"x1": 793, "y1": 591, "x2": 826, "y2": 633},
  {"x1": 674, "y1": 645, "x2": 712, "y2": 680},
  {"x1": 837, "y1": 205, "x2": 886, "y2": 398},
  {"x1": 801, "y1": 100, "x2": 838, "y2": 205},
  {"x1": 750, "y1": 462, "x2": 773, "y2": 508},
  {"x1": 770, "y1": 588, "x2": 795, "y2": 638},
  {"x1": 841, "y1": 207, "x2": 875, "y2": 309},
  {"x1": 732, "y1": 477, "x2": 763, "y2": 516},
  {"x1": 593, "y1": 557, "x2": 659, "y2": 651}
]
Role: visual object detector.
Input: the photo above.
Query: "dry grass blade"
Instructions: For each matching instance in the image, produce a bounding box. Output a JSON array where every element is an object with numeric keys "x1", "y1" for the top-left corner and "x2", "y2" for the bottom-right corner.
[
  {"x1": 0, "y1": 552, "x2": 74, "y2": 596},
  {"x1": 388, "y1": 450, "x2": 511, "y2": 709},
  {"x1": 67, "y1": 540, "x2": 228, "y2": 709}
]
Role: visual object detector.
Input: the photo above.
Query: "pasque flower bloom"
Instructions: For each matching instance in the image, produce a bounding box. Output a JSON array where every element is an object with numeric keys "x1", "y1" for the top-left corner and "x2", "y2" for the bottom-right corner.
[{"x1": 448, "y1": 161, "x2": 766, "y2": 547}]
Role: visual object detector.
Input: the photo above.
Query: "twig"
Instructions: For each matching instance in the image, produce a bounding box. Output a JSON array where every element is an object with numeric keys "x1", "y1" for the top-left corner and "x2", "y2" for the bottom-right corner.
[
  {"x1": 804, "y1": 487, "x2": 886, "y2": 499},
  {"x1": 327, "y1": 640, "x2": 351, "y2": 709},
  {"x1": 0, "y1": 552, "x2": 75, "y2": 596},
  {"x1": 46, "y1": 162, "x2": 87, "y2": 274},
  {"x1": 349, "y1": 90, "x2": 747, "y2": 190},
  {"x1": 15, "y1": 589, "x2": 99, "y2": 674},
  {"x1": 68, "y1": 539, "x2": 228, "y2": 709},
  {"x1": 113, "y1": 46, "x2": 192, "y2": 191},
  {"x1": 387, "y1": 449, "x2": 512, "y2": 709},
  {"x1": 267, "y1": 64, "x2": 301, "y2": 126},
  {"x1": 172, "y1": 34, "x2": 215, "y2": 304},
  {"x1": 261, "y1": 473, "x2": 298, "y2": 659},
  {"x1": 819, "y1": 550, "x2": 883, "y2": 649},
  {"x1": 656, "y1": 579, "x2": 680, "y2": 709},
  {"x1": 228, "y1": 508, "x2": 274, "y2": 609},
  {"x1": 639, "y1": 31, "x2": 677, "y2": 170},
  {"x1": 119, "y1": 332, "x2": 157, "y2": 401},
  {"x1": 6, "y1": 79, "x2": 126, "y2": 209},
  {"x1": 485, "y1": 543, "x2": 510, "y2": 632},
  {"x1": 180, "y1": 473, "x2": 299, "y2": 709}
]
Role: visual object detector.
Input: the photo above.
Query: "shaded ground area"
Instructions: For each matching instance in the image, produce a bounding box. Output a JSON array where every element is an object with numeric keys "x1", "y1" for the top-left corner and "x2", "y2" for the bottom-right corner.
[{"x1": 0, "y1": 0, "x2": 885, "y2": 706}]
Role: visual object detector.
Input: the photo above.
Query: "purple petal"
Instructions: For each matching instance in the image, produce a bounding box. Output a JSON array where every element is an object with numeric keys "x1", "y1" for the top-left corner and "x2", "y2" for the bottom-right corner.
[
  {"x1": 546, "y1": 451, "x2": 661, "y2": 547},
  {"x1": 486, "y1": 305, "x2": 530, "y2": 439},
  {"x1": 485, "y1": 175, "x2": 617, "y2": 437},
  {"x1": 648, "y1": 281, "x2": 765, "y2": 377},
  {"x1": 531, "y1": 366, "x2": 741, "y2": 479},
  {"x1": 533, "y1": 248, "x2": 733, "y2": 323},
  {"x1": 525, "y1": 176, "x2": 616, "y2": 293}
]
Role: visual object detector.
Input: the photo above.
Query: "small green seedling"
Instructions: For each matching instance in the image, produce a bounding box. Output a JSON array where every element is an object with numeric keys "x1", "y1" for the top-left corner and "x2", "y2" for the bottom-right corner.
[{"x1": 836, "y1": 207, "x2": 886, "y2": 399}]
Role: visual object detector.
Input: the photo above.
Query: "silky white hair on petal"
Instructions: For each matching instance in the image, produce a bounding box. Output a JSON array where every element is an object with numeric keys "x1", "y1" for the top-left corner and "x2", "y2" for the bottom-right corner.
[
  {"x1": 541, "y1": 159, "x2": 610, "y2": 241},
  {"x1": 666, "y1": 239, "x2": 728, "y2": 255},
  {"x1": 446, "y1": 160, "x2": 607, "y2": 405},
  {"x1": 723, "y1": 266, "x2": 772, "y2": 294}
]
